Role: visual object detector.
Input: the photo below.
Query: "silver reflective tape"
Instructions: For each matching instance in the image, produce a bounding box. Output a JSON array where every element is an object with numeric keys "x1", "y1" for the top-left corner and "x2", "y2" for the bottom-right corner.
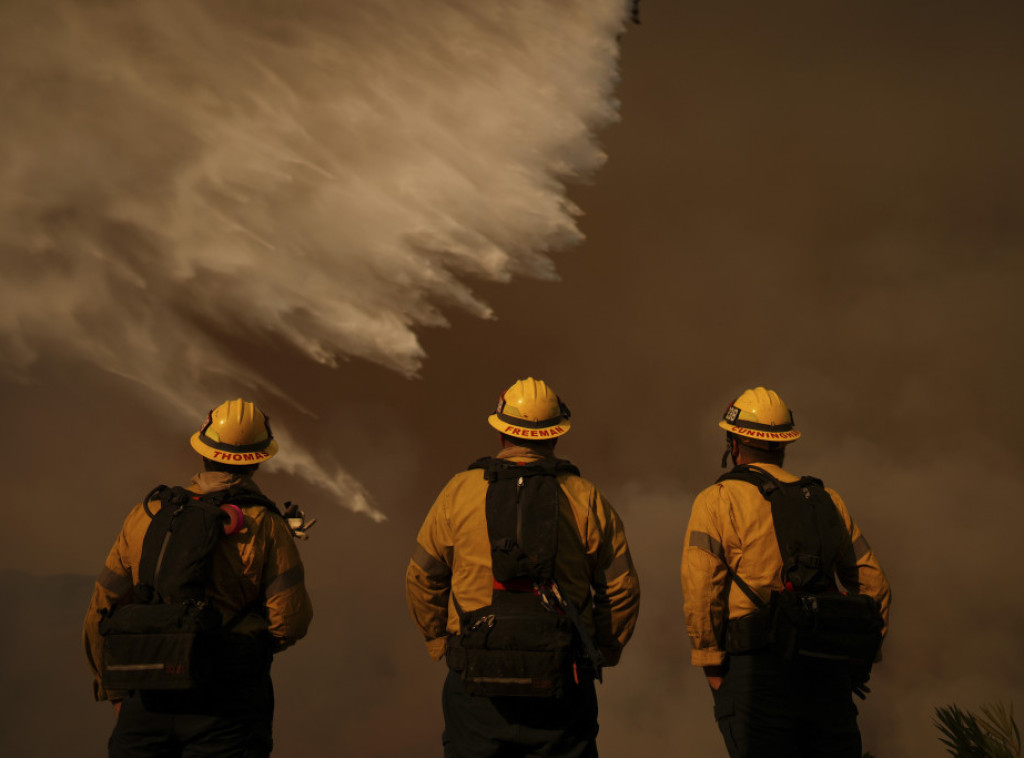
[
  {"x1": 689, "y1": 531, "x2": 724, "y2": 559},
  {"x1": 97, "y1": 566, "x2": 132, "y2": 598},
  {"x1": 606, "y1": 549, "x2": 634, "y2": 580},
  {"x1": 265, "y1": 564, "x2": 304, "y2": 598},
  {"x1": 853, "y1": 535, "x2": 871, "y2": 559},
  {"x1": 106, "y1": 664, "x2": 165, "y2": 671},
  {"x1": 412, "y1": 544, "x2": 451, "y2": 579}
]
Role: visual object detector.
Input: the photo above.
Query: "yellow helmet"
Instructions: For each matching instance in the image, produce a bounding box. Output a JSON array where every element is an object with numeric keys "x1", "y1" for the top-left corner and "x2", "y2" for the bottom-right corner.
[
  {"x1": 190, "y1": 398, "x2": 279, "y2": 464},
  {"x1": 718, "y1": 387, "x2": 800, "y2": 444},
  {"x1": 487, "y1": 377, "x2": 571, "y2": 440}
]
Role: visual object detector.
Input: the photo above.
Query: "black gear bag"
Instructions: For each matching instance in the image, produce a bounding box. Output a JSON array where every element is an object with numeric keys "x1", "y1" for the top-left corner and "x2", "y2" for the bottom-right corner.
[
  {"x1": 99, "y1": 485, "x2": 277, "y2": 691},
  {"x1": 446, "y1": 457, "x2": 600, "y2": 698},
  {"x1": 718, "y1": 466, "x2": 884, "y2": 679}
]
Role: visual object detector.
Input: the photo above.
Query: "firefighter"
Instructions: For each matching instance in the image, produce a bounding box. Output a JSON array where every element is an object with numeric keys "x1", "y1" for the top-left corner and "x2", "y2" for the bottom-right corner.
[
  {"x1": 83, "y1": 399, "x2": 313, "y2": 758},
  {"x1": 681, "y1": 387, "x2": 892, "y2": 758},
  {"x1": 406, "y1": 378, "x2": 640, "y2": 758}
]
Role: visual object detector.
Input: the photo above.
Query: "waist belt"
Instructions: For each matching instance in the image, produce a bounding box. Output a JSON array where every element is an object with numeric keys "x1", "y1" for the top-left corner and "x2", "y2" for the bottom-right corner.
[{"x1": 725, "y1": 611, "x2": 772, "y2": 654}]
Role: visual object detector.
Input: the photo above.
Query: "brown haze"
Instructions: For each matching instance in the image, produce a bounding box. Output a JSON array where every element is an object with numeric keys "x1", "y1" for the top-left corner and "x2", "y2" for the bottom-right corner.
[{"x1": 2, "y1": 2, "x2": 1023, "y2": 756}]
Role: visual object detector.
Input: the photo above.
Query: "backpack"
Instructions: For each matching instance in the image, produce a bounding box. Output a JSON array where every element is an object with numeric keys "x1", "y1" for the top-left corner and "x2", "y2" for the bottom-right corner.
[
  {"x1": 717, "y1": 465, "x2": 884, "y2": 679},
  {"x1": 445, "y1": 457, "x2": 603, "y2": 698},
  {"x1": 98, "y1": 484, "x2": 278, "y2": 691}
]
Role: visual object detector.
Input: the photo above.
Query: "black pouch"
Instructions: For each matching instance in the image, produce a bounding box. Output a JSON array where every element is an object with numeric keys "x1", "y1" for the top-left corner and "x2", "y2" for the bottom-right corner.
[
  {"x1": 449, "y1": 593, "x2": 577, "y2": 698},
  {"x1": 724, "y1": 610, "x2": 772, "y2": 653},
  {"x1": 99, "y1": 602, "x2": 222, "y2": 691},
  {"x1": 771, "y1": 591, "x2": 883, "y2": 674}
]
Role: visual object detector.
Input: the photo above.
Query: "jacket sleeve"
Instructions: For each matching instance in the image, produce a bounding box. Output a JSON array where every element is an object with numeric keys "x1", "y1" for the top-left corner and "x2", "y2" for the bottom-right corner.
[
  {"x1": 829, "y1": 488, "x2": 892, "y2": 642},
  {"x1": 405, "y1": 486, "x2": 454, "y2": 661},
  {"x1": 262, "y1": 513, "x2": 313, "y2": 651},
  {"x1": 588, "y1": 491, "x2": 640, "y2": 666},
  {"x1": 681, "y1": 485, "x2": 730, "y2": 667},
  {"x1": 82, "y1": 524, "x2": 135, "y2": 702}
]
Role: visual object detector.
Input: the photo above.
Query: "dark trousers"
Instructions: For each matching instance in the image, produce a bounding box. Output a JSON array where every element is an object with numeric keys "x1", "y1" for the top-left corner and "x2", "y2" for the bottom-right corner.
[
  {"x1": 108, "y1": 679, "x2": 274, "y2": 758},
  {"x1": 711, "y1": 653, "x2": 861, "y2": 758},
  {"x1": 442, "y1": 669, "x2": 599, "y2": 758}
]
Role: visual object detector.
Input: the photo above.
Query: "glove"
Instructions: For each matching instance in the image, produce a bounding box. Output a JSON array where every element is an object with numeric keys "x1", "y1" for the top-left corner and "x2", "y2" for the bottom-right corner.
[
  {"x1": 852, "y1": 674, "x2": 871, "y2": 700},
  {"x1": 282, "y1": 501, "x2": 317, "y2": 540}
]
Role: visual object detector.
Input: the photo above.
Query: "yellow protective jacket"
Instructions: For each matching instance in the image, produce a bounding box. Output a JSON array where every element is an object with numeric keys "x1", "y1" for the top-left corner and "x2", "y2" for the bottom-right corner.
[
  {"x1": 681, "y1": 463, "x2": 891, "y2": 667},
  {"x1": 406, "y1": 446, "x2": 640, "y2": 665},
  {"x1": 83, "y1": 471, "x2": 313, "y2": 701}
]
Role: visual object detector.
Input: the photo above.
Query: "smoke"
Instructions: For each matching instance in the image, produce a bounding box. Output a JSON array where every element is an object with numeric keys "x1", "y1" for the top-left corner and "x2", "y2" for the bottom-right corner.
[{"x1": 0, "y1": 0, "x2": 630, "y2": 517}]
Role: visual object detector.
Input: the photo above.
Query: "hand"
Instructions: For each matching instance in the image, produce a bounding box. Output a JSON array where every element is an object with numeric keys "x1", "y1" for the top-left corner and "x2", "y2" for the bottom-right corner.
[
  {"x1": 703, "y1": 664, "x2": 726, "y2": 690},
  {"x1": 852, "y1": 669, "x2": 871, "y2": 700},
  {"x1": 283, "y1": 501, "x2": 317, "y2": 540},
  {"x1": 852, "y1": 681, "x2": 871, "y2": 700}
]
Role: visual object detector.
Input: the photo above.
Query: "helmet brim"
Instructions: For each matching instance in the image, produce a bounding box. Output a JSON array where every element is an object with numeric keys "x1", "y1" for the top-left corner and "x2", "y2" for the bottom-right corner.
[
  {"x1": 190, "y1": 432, "x2": 279, "y2": 464},
  {"x1": 719, "y1": 420, "x2": 800, "y2": 443},
  {"x1": 488, "y1": 414, "x2": 571, "y2": 440}
]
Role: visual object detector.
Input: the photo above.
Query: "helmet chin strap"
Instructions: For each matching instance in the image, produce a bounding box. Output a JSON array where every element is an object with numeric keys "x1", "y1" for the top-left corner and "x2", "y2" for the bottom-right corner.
[{"x1": 721, "y1": 438, "x2": 734, "y2": 469}]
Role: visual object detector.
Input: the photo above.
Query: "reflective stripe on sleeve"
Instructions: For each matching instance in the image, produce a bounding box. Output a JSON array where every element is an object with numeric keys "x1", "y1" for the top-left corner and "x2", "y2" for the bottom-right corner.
[
  {"x1": 605, "y1": 548, "x2": 634, "y2": 580},
  {"x1": 412, "y1": 544, "x2": 451, "y2": 580},
  {"x1": 853, "y1": 535, "x2": 871, "y2": 559},
  {"x1": 689, "y1": 531, "x2": 725, "y2": 560},
  {"x1": 97, "y1": 566, "x2": 132, "y2": 598},
  {"x1": 265, "y1": 564, "x2": 305, "y2": 599}
]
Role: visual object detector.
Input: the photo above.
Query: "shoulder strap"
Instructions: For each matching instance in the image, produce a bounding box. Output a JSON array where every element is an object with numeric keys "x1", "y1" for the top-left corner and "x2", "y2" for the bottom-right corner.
[
  {"x1": 716, "y1": 464, "x2": 786, "y2": 494},
  {"x1": 469, "y1": 457, "x2": 578, "y2": 583},
  {"x1": 724, "y1": 566, "x2": 769, "y2": 612},
  {"x1": 718, "y1": 466, "x2": 841, "y2": 592},
  {"x1": 143, "y1": 484, "x2": 280, "y2": 515},
  {"x1": 467, "y1": 456, "x2": 580, "y2": 479},
  {"x1": 717, "y1": 464, "x2": 824, "y2": 496},
  {"x1": 220, "y1": 486, "x2": 282, "y2": 517}
]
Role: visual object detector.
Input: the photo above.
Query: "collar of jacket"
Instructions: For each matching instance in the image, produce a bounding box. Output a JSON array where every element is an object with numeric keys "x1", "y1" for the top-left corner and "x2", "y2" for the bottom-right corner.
[
  {"x1": 738, "y1": 462, "x2": 799, "y2": 483},
  {"x1": 495, "y1": 445, "x2": 552, "y2": 462},
  {"x1": 188, "y1": 470, "x2": 262, "y2": 495}
]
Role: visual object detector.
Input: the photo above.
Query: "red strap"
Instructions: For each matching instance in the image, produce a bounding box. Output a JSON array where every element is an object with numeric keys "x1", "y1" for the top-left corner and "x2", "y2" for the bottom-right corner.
[{"x1": 493, "y1": 578, "x2": 536, "y2": 593}]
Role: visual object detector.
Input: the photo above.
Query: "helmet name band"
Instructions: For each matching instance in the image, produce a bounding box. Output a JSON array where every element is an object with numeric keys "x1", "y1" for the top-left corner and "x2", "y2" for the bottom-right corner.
[
  {"x1": 500, "y1": 424, "x2": 565, "y2": 438},
  {"x1": 725, "y1": 418, "x2": 794, "y2": 433},
  {"x1": 198, "y1": 430, "x2": 273, "y2": 454},
  {"x1": 495, "y1": 412, "x2": 564, "y2": 429},
  {"x1": 728, "y1": 427, "x2": 800, "y2": 441},
  {"x1": 208, "y1": 450, "x2": 274, "y2": 462}
]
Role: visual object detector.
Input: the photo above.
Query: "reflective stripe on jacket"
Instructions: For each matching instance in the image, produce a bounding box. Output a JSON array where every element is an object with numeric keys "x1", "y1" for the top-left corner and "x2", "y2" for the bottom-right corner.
[
  {"x1": 82, "y1": 471, "x2": 313, "y2": 701},
  {"x1": 681, "y1": 463, "x2": 891, "y2": 667},
  {"x1": 405, "y1": 446, "x2": 640, "y2": 665}
]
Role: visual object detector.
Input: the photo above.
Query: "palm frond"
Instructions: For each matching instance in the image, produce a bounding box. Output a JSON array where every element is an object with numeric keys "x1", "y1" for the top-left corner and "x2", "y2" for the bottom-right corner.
[
  {"x1": 933, "y1": 702, "x2": 1021, "y2": 758},
  {"x1": 978, "y1": 702, "x2": 1022, "y2": 756}
]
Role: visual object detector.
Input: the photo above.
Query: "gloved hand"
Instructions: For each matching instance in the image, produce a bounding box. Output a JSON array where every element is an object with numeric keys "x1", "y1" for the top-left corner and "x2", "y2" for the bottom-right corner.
[
  {"x1": 852, "y1": 677, "x2": 871, "y2": 700},
  {"x1": 283, "y1": 501, "x2": 317, "y2": 539}
]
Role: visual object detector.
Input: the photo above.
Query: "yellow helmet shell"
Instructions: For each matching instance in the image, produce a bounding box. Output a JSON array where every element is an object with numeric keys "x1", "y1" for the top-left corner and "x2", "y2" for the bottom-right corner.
[
  {"x1": 718, "y1": 387, "x2": 800, "y2": 443},
  {"x1": 487, "y1": 378, "x2": 571, "y2": 440},
  {"x1": 190, "y1": 398, "x2": 279, "y2": 464}
]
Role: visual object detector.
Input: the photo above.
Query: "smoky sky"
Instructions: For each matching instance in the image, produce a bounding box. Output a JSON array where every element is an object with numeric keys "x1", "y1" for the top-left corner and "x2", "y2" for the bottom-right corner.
[
  {"x1": 0, "y1": 0, "x2": 626, "y2": 519},
  {"x1": 2, "y1": 1, "x2": 1024, "y2": 757}
]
